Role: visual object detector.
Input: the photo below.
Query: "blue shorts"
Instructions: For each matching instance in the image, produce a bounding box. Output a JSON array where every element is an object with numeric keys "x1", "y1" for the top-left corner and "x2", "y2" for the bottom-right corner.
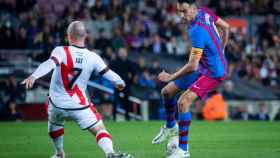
[{"x1": 173, "y1": 71, "x2": 200, "y2": 90}]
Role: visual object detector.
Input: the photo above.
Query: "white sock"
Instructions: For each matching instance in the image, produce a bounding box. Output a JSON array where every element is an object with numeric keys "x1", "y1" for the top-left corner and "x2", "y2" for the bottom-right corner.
[
  {"x1": 96, "y1": 130, "x2": 114, "y2": 155},
  {"x1": 53, "y1": 136, "x2": 64, "y2": 153},
  {"x1": 48, "y1": 123, "x2": 64, "y2": 155}
]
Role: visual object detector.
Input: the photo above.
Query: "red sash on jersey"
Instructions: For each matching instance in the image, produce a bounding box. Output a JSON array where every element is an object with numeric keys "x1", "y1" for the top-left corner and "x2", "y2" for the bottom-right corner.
[{"x1": 61, "y1": 46, "x2": 86, "y2": 105}]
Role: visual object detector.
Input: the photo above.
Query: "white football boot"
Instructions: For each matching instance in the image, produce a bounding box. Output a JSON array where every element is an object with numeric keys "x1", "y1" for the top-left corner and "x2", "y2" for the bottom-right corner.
[
  {"x1": 166, "y1": 136, "x2": 179, "y2": 157},
  {"x1": 152, "y1": 124, "x2": 178, "y2": 144},
  {"x1": 166, "y1": 148, "x2": 190, "y2": 158}
]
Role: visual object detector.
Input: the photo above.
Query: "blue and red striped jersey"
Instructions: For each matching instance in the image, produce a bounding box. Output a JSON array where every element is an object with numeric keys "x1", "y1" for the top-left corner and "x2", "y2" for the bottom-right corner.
[{"x1": 188, "y1": 7, "x2": 227, "y2": 78}]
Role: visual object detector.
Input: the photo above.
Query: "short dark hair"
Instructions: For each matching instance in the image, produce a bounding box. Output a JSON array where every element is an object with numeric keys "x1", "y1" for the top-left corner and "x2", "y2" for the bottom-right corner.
[{"x1": 177, "y1": 0, "x2": 195, "y2": 4}]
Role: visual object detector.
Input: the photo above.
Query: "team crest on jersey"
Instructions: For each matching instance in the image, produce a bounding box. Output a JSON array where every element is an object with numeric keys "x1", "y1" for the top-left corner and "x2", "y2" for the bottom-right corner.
[{"x1": 205, "y1": 14, "x2": 211, "y2": 25}]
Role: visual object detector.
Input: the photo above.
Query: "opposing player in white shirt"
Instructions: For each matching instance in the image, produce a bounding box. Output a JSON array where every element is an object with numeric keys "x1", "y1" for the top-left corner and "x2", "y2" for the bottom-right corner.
[{"x1": 21, "y1": 21, "x2": 133, "y2": 158}]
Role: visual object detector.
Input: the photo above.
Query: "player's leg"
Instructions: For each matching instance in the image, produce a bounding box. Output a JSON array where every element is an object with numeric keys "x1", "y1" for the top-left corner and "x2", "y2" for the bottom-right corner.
[
  {"x1": 178, "y1": 90, "x2": 197, "y2": 151},
  {"x1": 153, "y1": 72, "x2": 200, "y2": 145},
  {"x1": 167, "y1": 90, "x2": 197, "y2": 158},
  {"x1": 162, "y1": 82, "x2": 180, "y2": 128},
  {"x1": 88, "y1": 122, "x2": 132, "y2": 158},
  {"x1": 48, "y1": 101, "x2": 66, "y2": 158},
  {"x1": 152, "y1": 82, "x2": 180, "y2": 144},
  {"x1": 48, "y1": 122, "x2": 65, "y2": 158},
  {"x1": 168, "y1": 75, "x2": 222, "y2": 158},
  {"x1": 72, "y1": 104, "x2": 133, "y2": 158},
  {"x1": 164, "y1": 71, "x2": 200, "y2": 129},
  {"x1": 88, "y1": 121, "x2": 115, "y2": 155}
]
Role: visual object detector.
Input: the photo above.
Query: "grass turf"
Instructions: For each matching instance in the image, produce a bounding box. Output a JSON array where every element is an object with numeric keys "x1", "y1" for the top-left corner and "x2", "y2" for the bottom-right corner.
[{"x1": 0, "y1": 121, "x2": 280, "y2": 158}]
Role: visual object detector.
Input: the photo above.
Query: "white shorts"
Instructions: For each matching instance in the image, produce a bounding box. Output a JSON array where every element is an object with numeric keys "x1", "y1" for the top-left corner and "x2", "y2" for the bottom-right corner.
[{"x1": 48, "y1": 100, "x2": 102, "y2": 130}]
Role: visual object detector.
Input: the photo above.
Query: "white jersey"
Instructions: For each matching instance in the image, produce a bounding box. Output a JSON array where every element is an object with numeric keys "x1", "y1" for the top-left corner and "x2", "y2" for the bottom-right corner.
[{"x1": 49, "y1": 45, "x2": 107, "y2": 109}]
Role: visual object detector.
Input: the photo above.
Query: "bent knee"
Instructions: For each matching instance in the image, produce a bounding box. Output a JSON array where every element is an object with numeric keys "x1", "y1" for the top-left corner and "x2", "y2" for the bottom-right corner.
[
  {"x1": 161, "y1": 87, "x2": 169, "y2": 97},
  {"x1": 177, "y1": 92, "x2": 197, "y2": 111},
  {"x1": 161, "y1": 86, "x2": 173, "y2": 98},
  {"x1": 161, "y1": 85, "x2": 178, "y2": 98},
  {"x1": 177, "y1": 97, "x2": 189, "y2": 108},
  {"x1": 177, "y1": 99, "x2": 191, "y2": 112}
]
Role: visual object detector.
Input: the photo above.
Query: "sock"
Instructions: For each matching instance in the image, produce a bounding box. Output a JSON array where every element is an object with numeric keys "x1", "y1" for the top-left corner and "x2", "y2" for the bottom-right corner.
[
  {"x1": 96, "y1": 130, "x2": 114, "y2": 155},
  {"x1": 48, "y1": 126, "x2": 64, "y2": 154},
  {"x1": 53, "y1": 136, "x2": 64, "y2": 155},
  {"x1": 164, "y1": 98, "x2": 177, "y2": 128},
  {"x1": 178, "y1": 112, "x2": 191, "y2": 151}
]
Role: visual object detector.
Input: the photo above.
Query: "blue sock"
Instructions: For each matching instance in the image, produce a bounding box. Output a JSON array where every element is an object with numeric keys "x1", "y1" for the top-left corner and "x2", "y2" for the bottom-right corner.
[
  {"x1": 164, "y1": 98, "x2": 176, "y2": 128},
  {"x1": 178, "y1": 112, "x2": 192, "y2": 151}
]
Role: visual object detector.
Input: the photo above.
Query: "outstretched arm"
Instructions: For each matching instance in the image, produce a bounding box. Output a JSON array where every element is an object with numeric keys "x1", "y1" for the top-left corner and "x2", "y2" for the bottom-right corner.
[
  {"x1": 22, "y1": 47, "x2": 63, "y2": 89},
  {"x1": 158, "y1": 48, "x2": 202, "y2": 82},
  {"x1": 21, "y1": 58, "x2": 57, "y2": 89},
  {"x1": 102, "y1": 69, "x2": 126, "y2": 90},
  {"x1": 158, "y1": 25, "x2": 206, "y2": 82},
  {"x1": 94, "y1": 54, "x2": 126, "y2": 91},
  {"x1": 216, "y1": 18, "x2": 230, "y2": 49},
  {"x1": 32, "y1": 58, "x2": 58, "y2": 79}
]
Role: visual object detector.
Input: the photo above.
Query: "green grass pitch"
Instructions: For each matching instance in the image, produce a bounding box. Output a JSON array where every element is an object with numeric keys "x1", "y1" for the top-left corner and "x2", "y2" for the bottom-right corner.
[{"x1": 0, "y1": 121, "x2": 280, "y2": 158}]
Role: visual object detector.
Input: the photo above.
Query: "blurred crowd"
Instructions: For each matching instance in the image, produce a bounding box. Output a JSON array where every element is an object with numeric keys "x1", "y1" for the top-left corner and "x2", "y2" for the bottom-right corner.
[
  {"x1": 0, "y1": 75, "x2": 25, "y2": 121},
  {"x1": 0, "y1": 0, "x2": 280, "y2": 120},
  {"x1": 1, "y1": 0, "x2": 280, "y2": 90},
  {"x1": 191, "y1": 91, "x2": 280, "y2": 121}
]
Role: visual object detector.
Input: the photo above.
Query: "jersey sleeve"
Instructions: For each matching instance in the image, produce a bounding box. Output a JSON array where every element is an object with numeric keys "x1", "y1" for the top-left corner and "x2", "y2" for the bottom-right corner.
[
  {"x1": 190, "y1": 26, "x2": 207, "y2": 50},
  {"x1": 208, "y1": 10, "x2": 218, "y2": 23},
  {"x1": 202, "y1": 7, "x2": 219, "y2": 22},
  {"x1": 93, "y1": 54, "x2": 108, "y2": 74},
  {"x1": 31, "y1": 59, "x2": 57, "y2": 79},
  {"x1": 50, "y1": 47, "x2": 64, "y2": 66}
]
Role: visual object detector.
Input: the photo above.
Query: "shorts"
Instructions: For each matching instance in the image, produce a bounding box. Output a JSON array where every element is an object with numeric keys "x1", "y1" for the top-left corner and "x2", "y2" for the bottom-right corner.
[
  {"x1": 174, "y1": 71, "x2": 200, "y2": 90},
  {"x1": 189, "y1": 75, "x2": 224, "y2": 100},
  {"x1": 174, "y1": 72, "x2": 224, "y2": 100},
  {"x1": 48, "y1": 100, "x2": 102, "y2": 130}
]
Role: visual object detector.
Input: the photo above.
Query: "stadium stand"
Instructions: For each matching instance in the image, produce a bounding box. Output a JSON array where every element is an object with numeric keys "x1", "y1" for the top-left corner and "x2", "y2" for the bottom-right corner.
[{"x1": 0, "y1": 0, "x2": 280, "y2": 121}]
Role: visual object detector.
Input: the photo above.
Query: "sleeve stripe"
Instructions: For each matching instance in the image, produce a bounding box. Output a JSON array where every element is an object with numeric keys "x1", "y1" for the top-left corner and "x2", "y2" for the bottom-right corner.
[
  {"x1": 99, "y1": 67, "x2": 110, "y2": 76},
  {"x1": 50, "y1": 56, "x2": 59, "y2": 66}
]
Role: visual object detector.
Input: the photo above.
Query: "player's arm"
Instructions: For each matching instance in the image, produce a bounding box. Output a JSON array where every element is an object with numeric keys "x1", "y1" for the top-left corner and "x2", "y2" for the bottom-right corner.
[
  {"x1": 21, "y1": 58, "x2": 58, "y2": 89},
  {"x1": 21, "y1": 47, "x2": 62, "y2": 89},
  {"x1": 158, "y1": 26, "x2": 205, "y2": 83},
  {"x1": 158, "y1": 48, "x2": 202, "y2": 82},
  {"x1": 215, "y1": 17, "x2": 230, "y2": 49},
  {"x1": 95, "y1": 55, "x2": 126, "y2": 90},
  {"x1": 102, "y1": 69, "x2": 126, "y2": 90}
]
